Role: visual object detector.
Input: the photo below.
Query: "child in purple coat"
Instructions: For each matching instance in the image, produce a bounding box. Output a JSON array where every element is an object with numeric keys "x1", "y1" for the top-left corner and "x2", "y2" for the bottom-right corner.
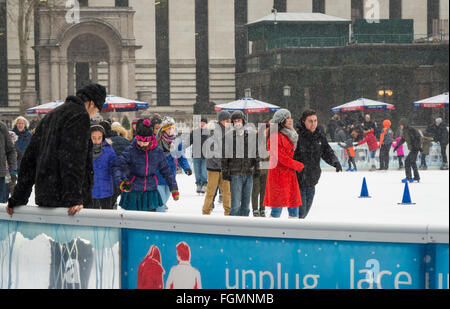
[
  {"x1": 113, "y1": 119, "x2": 179, "y2": 212},
  {"x1": 392, "y1": 136, "x2": 405, "y2": 169}
]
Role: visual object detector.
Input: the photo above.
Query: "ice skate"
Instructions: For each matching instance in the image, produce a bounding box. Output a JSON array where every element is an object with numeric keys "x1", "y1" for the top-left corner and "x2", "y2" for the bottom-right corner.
[
  {"x1": 253, "y1": 210, "x2": 260, "y2": 217},
  {"x1": 196, "y1": 184, "x2": 202, "y2": 195},
  {"x1": 440, "y1": 163, "x2": 449, "y2": 170}
]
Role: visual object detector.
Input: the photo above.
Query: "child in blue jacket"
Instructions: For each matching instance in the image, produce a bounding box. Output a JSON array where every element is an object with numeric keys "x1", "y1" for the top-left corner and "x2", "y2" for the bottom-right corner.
[
  {"x1": 113, "y1": 119, "x2": 179, "y2": 212},
  {"x1": 90, "y1": 125, "x2": 117, "y2": 209},
  {"x1": 156, "y1": 117, "x2": 192, "y2": 210}
]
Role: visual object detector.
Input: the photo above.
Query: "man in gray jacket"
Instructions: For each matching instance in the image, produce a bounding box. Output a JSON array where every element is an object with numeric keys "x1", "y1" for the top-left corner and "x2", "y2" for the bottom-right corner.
[{"x1": 0, "y1": 121, "x2": 17, "y2": 203}]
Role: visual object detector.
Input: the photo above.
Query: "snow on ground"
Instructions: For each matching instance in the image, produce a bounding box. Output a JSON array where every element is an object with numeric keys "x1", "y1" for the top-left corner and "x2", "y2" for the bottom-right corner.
[
  {"x1": 26, "y1": 169, "x2": 449, "y2": 227},
  {"x1": 165, "y1": 169, "x2": 449, "y2": 226}
]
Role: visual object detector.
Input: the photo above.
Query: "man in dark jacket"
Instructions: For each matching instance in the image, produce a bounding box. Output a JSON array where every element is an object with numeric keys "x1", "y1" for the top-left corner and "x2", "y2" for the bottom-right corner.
[
  {"x1": 222, "y1": 110, "x2": 259, "y2": 217},
  {"x1": 294, "y1": 109, "x2": 342, "y2": 219},
  {"x1": 393, "y1": 118, "x2": 422, "y2": 183},
  {"x1": 6, "y1": 83, "x2": 106, "y2": 216}
]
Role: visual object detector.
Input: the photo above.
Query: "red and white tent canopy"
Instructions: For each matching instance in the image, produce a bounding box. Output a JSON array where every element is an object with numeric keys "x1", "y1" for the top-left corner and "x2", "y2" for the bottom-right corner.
[
  {"x1": 331, "y1": 98, "x2": 395, "y2": 113},
  {"x1": 413, "y1": 92, "x2": 449, "y2": 108},
  {"x1": 214, "y1": 98, "x2": 280, "y2": 114}
]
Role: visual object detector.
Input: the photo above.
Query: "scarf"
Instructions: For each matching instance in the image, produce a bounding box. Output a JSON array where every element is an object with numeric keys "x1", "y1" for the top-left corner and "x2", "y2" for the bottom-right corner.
[
  {"x1": 92, "y1": 143, "x2": 103, "y2": 161},
  {"x1": 159, "y1": 131, "x2": 177, "y2": 155},
  {"x1": 280, "y1": 127, "x2": 299, "y2": 148}
]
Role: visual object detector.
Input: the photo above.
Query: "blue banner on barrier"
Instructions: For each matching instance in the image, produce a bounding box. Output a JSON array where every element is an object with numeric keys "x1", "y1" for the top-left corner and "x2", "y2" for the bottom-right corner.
[{"x1": 121, "y1": 229, "x2": 449, "y2": 289}]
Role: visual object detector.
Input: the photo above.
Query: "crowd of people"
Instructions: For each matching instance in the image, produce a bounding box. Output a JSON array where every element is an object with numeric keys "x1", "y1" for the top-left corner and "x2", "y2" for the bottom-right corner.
[
  {"x1": 327, "y1": 113, "x2": 449, "y2": 178},
  {"x1": 1, "y1": 82, "x2": 449, "y2": 219}
]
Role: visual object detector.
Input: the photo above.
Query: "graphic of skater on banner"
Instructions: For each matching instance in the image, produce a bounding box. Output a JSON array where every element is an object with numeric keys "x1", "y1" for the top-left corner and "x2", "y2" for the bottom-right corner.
[{"x1": 137, "y1": 242, "x2": 202, "y2": 289}]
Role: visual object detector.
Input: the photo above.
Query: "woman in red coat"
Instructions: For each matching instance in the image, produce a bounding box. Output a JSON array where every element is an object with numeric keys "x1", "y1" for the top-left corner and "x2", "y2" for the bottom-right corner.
[
  {"x1": 137, "y1": 245, "x2": 165, "y2": 289},
  {"x1": 263, "y1": 109, "x2": 304, "y2": 218}
]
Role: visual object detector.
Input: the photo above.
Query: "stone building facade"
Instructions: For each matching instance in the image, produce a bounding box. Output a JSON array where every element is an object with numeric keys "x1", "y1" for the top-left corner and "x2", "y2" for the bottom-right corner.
[{"x1": 0, "y1": 0, "x2": 449, "y2": 123}]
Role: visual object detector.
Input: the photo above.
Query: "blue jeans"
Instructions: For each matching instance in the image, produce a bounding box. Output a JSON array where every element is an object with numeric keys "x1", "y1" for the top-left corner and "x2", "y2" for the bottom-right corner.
[
  {"x1": 230, "y1": 175, "x2": 253, "y2": 216},
  {"x1": 270, "y1": 207, "x2": 299, "y2": 218},
  {"x1": 193, "y1": 158, "x2": 207, "y2": 185},
  {"x1": 156, "y1": 185, "x2": 170, "y2": 212},
  {"x1": 0, "y1": 177, "x2": 6, "y2": 203},
  {"x1": 299, "y1": 187, "x2": 316, "y2": 219}
]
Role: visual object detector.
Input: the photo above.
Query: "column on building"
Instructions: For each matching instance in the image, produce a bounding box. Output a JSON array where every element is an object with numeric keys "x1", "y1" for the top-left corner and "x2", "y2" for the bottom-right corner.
[
  {"x1": 325, "y1": 0, "x2": 351, "y2": 19},
  {"x1": 287, "y1": 0, "x2": 312, "y2": 13},
  {"x1": 169, "y1": 0, "x2": 196, "y2": 112},
  {"x1": 130, "y1": 0, "x2": 156, "y2": 105},
  {"x1": 402, "y1": 0, "x2": 427, "y2": 40},
  {"x1": 208, "y1": 0, "x2": 235, "y2": 105}
]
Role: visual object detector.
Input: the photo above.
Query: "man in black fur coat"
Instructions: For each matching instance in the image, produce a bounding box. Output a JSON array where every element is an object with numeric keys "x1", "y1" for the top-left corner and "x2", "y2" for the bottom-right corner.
[{"x1": 6, "y1": 83, "x2": 106, "y2": 216}]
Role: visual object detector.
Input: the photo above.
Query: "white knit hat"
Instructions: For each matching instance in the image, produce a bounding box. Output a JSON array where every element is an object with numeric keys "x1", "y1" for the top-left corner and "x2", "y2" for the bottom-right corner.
[
  {"x1": 436, "y1": 117, "x2": 443, "y2": 125},
  {"x1": 272, "y1": 109, "x2": 291, "y2": 124}
]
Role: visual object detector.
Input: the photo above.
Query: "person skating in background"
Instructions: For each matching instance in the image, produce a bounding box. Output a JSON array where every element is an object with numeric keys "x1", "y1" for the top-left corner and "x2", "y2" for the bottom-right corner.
[
  {"x1": 378, "y1": 119, "x2": 393, "y2": 170},
  {"x1": 294, "y1": 109, "x2": 342, "y2": 219},
  {"x1": 90, "y1": 125, "x2": 117, "y2": 209},
  {"x1": 113, "y1": 119, "x2": 179, "y2": 212},
  {"x1": 355, "y1": 128, "x2": 379, "y2": 171},
  {"x1": 6, "y1": 83, "x2": 106, "y2": 216},
  {"x1": 156, "y1": 117, "x2": 192, "y2": 211},
  {"x1": 392, "y1": 136, "x2": 405, "y2": 169},
  {"x1": 189, "y1": 117, "x2": 210, "y2": 194},
  {"x1": 263, "y1": 109, "x2": 304, "y2": 219},
  {"x1": 202, "y1": 111, "x2": 232, "y2": 216},
  {"x1": 362, "y1": 114, "x2": 379, "y2": 138},
  {"x1": 419, "y1": 126, "x2": 434, "y2": 170},
  {"x1": 327, "y1": 113, "x2": 340, "y2": 142},
  {"x1": 100, "y1": 121, "x2": 130, "y2": 157},
  {"x1": 1, "y1": 122, "x2": 18, "y2": 205},
  {"x1": 252, "y1": 121, "x2": 270, "y2": 217},
  {"x1": 432, "y1": 117, "x2": 449, "y2": 170},
  {"x1": 393, "y1": 118, "x2": 422, "y2": 183},
  {"x1": 335, "y1": 123, "x2": 357, "y2": 171},
  {"x1": 128, "y1": 117, "x2": 140, "y2": 141},
  {"x1": 12, "y1": 116, "x2": 32, "y2": 170},
  {"x1": 222, "y1": 110, "x2": 259, "y2": 217}
]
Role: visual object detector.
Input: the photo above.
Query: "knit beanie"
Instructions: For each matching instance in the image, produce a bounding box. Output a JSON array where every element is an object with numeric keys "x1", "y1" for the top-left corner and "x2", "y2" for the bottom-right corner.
[
  {"x1": 99, "y1": 120, "x2": 112, "y2": 137},
  {"x1": 217, "y1": 111, "x2": 231, "y2": 122},
  {"x1": 231, "y1": 110, "x2": 246, "y2": 125},
  {"x1": 136, "y1": 119, "x2": 154, "y2": 138},
  {"x1": 436, "y1": 117, "x2": 443, "y2": 125},
  {"x1": 76, "y1": 83, "x2": 107, "y2": 111},
  {"x1": 159, "y1": 116, "x2": 176, "y2": 133},
  {"x1": 272, "y1": 109, "x2": 291, "y2": 124}
]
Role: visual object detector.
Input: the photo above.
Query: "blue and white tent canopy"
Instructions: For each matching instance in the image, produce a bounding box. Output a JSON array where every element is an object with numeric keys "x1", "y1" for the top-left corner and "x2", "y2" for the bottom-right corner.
[
  {"x1": 214, "y1": 98, "x2": 280, "y2": 113},
  {"x1": 413, "y1": 92, "x2": 449, "y2": 108},
  {"x1": 331, "y1": 98, "x2": 395, "y2": 113}
]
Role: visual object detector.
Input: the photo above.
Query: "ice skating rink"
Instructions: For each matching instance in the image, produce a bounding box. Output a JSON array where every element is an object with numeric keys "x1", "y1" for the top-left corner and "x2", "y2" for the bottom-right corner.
[
  {"x1": 23, "y1": 169, "x2": 448, "y2": 226},
  {"x1": 164, "y1": 169, "x2": 449, "y2": 226}
]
